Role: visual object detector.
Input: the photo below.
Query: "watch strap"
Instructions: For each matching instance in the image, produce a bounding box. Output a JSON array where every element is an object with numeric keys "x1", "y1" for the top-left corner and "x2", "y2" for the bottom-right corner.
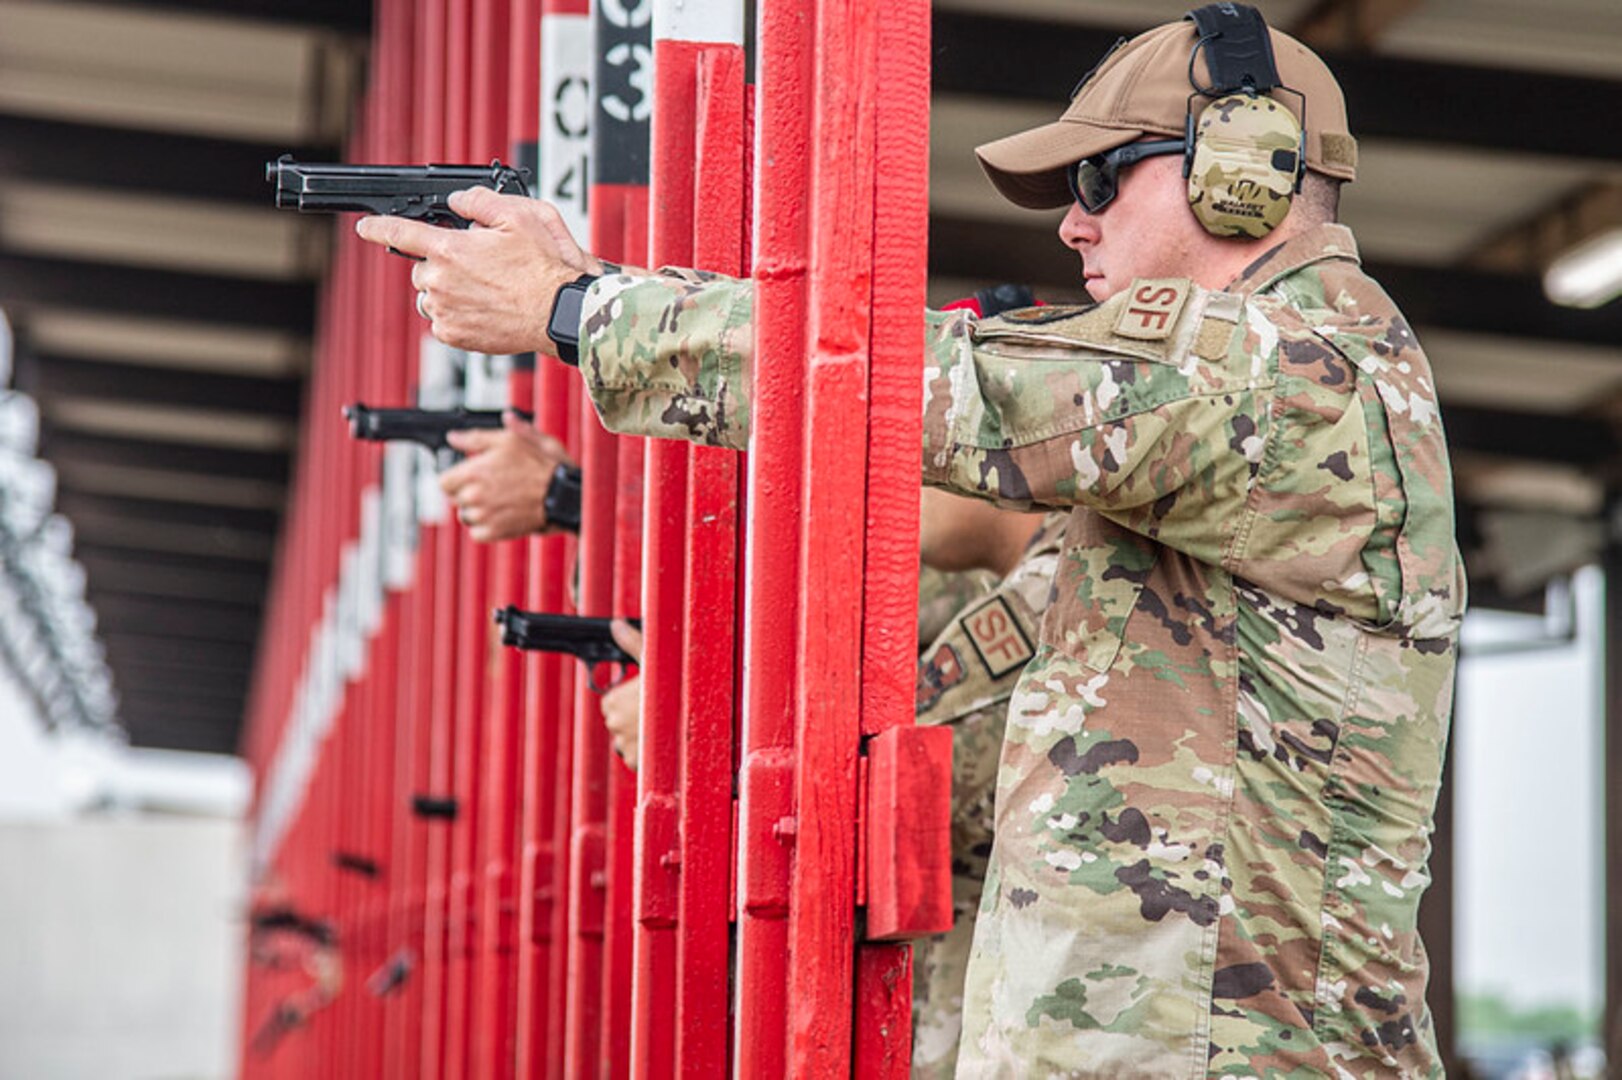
[
  {"x1": 547, "y1": 273, "x2": 598, "y2": 366},
  {"x1": 542, "y1": 462, "x2": 583, "y2": 533}
]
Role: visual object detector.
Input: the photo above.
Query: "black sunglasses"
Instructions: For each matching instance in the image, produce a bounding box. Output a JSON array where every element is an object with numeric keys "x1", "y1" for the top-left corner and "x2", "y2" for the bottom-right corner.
[{"x1": 1066, "y1": 139, "x2": 1186, "y2": 213}]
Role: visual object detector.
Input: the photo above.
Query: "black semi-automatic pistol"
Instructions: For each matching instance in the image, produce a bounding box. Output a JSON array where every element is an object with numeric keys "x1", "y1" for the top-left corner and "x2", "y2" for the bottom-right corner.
[
  {"x1": 493, "y1": 608, "x2": 641, "y2": 690},
  {"x1": 343, "y1": 405, "x2": 581, "y2": 531},
  {"x1": 342, "y1": 404, "x2": 529, "y2": 455},
  {"x1": 266, "y1": 157, "x2": 531, "y2": 226}
]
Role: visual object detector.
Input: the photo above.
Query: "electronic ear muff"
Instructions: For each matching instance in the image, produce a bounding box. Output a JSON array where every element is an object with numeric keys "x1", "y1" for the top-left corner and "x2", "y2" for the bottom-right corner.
[{"x1": 1182, "y1": 4, "x2": 1307, "y2": 239}]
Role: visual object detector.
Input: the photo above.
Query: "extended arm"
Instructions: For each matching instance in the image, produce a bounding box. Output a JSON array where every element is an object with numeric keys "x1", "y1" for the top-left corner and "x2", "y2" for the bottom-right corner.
[
  {"x1": 578, "y1": 271, "x2": 1267, "y2": 525},
  {"x1": 352, "y1": 191, "x2": 1265, "y2": 526}
]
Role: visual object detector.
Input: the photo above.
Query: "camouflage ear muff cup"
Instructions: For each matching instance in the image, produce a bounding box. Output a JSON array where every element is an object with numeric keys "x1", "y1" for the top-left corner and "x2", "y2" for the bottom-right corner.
[
  {"x1": 1180, "y1": 3, "x2": 1307, "y2": 239},
  {"x1": 1185, "y1": 91, "x2": 1305, "y2": 239}
]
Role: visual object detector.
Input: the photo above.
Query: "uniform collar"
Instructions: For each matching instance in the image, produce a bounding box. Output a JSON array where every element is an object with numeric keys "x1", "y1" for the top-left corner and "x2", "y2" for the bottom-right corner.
[{"x1": 1225, "y1": 223, "x2": 1361, "y2": 297}]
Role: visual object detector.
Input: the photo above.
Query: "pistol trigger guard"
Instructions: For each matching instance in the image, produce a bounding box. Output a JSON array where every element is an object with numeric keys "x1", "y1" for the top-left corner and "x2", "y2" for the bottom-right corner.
[{"x1": 587, "y1": 661, "x2": 634, "y2": 695}]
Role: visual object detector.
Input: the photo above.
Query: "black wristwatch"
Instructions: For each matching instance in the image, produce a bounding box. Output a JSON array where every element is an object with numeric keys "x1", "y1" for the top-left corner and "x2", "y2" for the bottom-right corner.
[
  {"x1": 547, "y1": 273, "x2": 598, "y2": 366},
  {"x1": 541, "y1": 462, "x2": 583, "y2": 533}
]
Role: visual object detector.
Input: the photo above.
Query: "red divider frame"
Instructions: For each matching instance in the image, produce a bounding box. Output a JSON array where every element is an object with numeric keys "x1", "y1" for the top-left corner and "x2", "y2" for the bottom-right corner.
[
  {"x1": 679, "y1": 43, "x2": 746, "y2": 1077},
  {"x1": 238, "y1": 0, "x2": 950, "y2": 1075},
  {"x1": 734, "y1": 2, "x2": 812, "y2": 1072}
]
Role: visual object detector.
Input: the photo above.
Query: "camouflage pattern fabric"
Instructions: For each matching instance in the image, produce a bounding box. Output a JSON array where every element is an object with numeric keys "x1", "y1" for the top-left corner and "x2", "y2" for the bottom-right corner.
[
  {"x1": 912, "y1": 512, "x2": 1065, "y2": 1079},
  {"x1": 579, "y1": 223, "x2": 1465, "y2": 1078},
  {"x1": 918, "y1": 564, "x2": 999, "y2": 651},
  {"x1": 1187, "y1": 94, "x2": 1303, "y2": 239}
]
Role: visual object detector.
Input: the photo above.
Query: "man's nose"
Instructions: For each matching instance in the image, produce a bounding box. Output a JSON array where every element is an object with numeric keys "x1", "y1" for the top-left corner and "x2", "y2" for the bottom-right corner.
[{"x1": 1058, "y1": 201, "x2": 1098, "y2": 249}]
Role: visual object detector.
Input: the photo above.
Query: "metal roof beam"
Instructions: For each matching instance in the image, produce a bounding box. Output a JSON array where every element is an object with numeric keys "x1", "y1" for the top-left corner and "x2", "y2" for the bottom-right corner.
[
  {"x1": 88, "y1": 0, "x2": 372, "y2": 34},
  {"x1": 1290, "y1": 0, "x2": 1427, "y2": 50},
  {"x1": 1469, "y1": 180, "x2": 1622, "y2": 274},
  {"x1": 88, "y1": 590, "x2": 263, "y2": 646},
  {"x1": 119, "y1": 708, "x2": 241, "y2": 755},
  {"x1": 56, "y1": 491, "x2": 280, "y2": 536},
  {"x1": 115, "y1": 667, "x2": 249, "y2": 706},
  {"x1": 100, "y1": 632, "x2": 255, "y2": 671},
  {"x1": 0, "y1": 113, "x2": 335, "y2": 203},
  {"x1": 1443, "y1": 405, "x2": 1619, "y2": 467},
  {"x1": 38, "y1": 431, "x2": 291, "y2": 484},
  {"x1": 17, "y1": 353, "x2": 301, "y2": 417},
  {"x1": 929, "y1": 11, "x2": 1622, "y2": 162},
  {"x1": 0, "y1": 252, "x2": 314, "y2": 330},
  {"x1": 78, "y1": 551, "x2": 268, "y2": 607},
  {"x1": 56, "y1": 492, "x2": 277, "y2": 562}
]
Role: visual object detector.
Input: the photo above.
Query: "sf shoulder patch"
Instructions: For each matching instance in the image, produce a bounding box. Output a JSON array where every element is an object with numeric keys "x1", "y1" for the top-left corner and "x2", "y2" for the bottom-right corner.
[
  {"x1": 1113, "y1": 278, "x2": 1190, "y2": 341},
  {"x1": 960, "y1": 594, "x2": 1036, "y2": 678}
]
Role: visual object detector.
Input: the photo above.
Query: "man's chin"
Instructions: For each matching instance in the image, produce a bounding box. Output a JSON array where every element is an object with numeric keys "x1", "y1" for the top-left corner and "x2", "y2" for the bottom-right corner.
[{"x1": 1083, "y1": 277, "x2": 1111, "y2": 303}]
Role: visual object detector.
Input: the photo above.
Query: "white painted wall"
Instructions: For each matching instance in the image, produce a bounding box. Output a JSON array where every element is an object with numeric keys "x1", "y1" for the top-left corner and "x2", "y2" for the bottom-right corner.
[{"x1": 0, "y1": 816, "x2": 246, "y2": 1080}]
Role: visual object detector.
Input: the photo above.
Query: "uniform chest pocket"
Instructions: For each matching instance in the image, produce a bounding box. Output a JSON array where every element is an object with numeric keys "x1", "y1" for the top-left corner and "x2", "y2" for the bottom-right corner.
[{"x1": 1041, "y1": 512, "x2": 1158, "y2": 675}]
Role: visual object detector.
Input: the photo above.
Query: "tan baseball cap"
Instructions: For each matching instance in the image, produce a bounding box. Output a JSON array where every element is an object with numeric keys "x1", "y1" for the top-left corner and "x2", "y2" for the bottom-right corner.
[{"x1": 975, "y1": 19, "x2": 1359, "y2": 210}]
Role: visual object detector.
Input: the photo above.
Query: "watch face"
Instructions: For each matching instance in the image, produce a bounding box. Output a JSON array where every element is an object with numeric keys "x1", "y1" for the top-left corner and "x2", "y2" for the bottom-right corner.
[
  {"x1": 550, "y1": 284, "x2": 585, "y2": 341},
  {"x1": 548, "y1": 278, "x2": 592, "y2": 362}
]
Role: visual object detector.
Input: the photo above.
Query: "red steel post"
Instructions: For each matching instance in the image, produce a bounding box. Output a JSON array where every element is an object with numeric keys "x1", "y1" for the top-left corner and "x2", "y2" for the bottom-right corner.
[
  {"x1": 851, "y1": 0, "x2": 936, "y2": 1072},
  {"x1": 445, "y1": 419, "x2": 492, "y2": 1080},
  {"x1": 733, "y1": 0, "x2": 812, "y2": 1073},
  {"x1": 563, "y1": 395, "x2": 621, "y2": 1079},
  {"x1": 409, "y1": 3, "x2": 455, "y2": 1075},
  {"x1": 374, "y1": 8, "x2": 426, "y2": 1061},
  {"x1": 566, "y1": 4, "x2": 650, "y2": 1075},
  {"x1": 633, "y1": 6, "x2": 697, "y2": 1069},
  {"x1": 472, "y1": 363, "x2": 529, "y2": 1080},
  {"x1": 441, "y1": 0, "x2": 488, "y2": 1072},
  {"x1": 515, "y1": 5, "x2": 591, "y2": 1078},
  {"x1": 595, "y1": 37, "x2": 649, "y2": 1080},
  {"x1": 659, "y1": 7, "x2": 749, "y2": 1072},
  {"x1": 466, "y1": 0, "x2": 523, "y2": 1073},
  {"x1": 788, "y1": 0, "x2": 878, "y2": 1072}
]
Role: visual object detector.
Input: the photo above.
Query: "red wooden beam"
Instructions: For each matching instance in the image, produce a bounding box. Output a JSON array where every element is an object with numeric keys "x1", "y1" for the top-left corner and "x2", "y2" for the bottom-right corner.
[
  {"x1": 852, "y1": 0, "x2": 937, "y2": 1072},
  {"x1": 677, "y1": 27, "x2": 746, "y2": 1075},
  {"x1": 583, "y1": 3, "x2": 650, "y2": 1075},
  {"x1": 734, "y1": 0, "x2": 812, "y2": 1072}
]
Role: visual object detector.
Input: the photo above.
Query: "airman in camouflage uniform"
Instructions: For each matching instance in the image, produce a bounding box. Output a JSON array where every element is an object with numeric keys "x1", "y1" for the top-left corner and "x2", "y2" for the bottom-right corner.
[
  {"x1": 577, "y1": 215, "x2": 1462, "y2": 1078},
  {"x1": 576, "y1": 206, "x2": 1463, "y2": 1074},
  {"x1": 357, "y1": 7, "x2": 1464, "y2": 1077},
  {"x1": 918, "y1": 564, "x2": 998, "y2": 650},
  {"x1": 913, "y1": 512, "x2": 1065, "y2": 1078}
]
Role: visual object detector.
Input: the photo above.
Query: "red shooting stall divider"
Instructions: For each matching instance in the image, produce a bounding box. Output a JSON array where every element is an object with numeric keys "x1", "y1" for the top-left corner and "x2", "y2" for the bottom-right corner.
[
  {"x1": 573, "y1": 4, "x2": 655, "y2": 1075},
  {"x1": 238, "y1": 0, "x2": 949, "y2": 1076},
  {"x1": 515, "y1": 5, "x2": 580, "y2": 1080}
]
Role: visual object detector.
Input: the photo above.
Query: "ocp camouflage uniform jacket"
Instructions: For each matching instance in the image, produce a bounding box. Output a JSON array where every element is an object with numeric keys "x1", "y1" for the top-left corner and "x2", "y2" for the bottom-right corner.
[
  {"x1": 579, "y1": 223, "x2": 1465, "y2": 1079},
  {"x1": 913, "y1": 513, "x2": 1066, "y2": 1080}
]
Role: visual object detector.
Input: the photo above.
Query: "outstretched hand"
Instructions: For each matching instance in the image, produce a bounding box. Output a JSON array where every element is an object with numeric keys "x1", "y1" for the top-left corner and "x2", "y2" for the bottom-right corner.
[
  {"x1": 439, "y1": 410, "x2": 573, "y2": 543},
  {"x1": 355, "y1": 188, "x2": 603, "y2": 356},
  {"x1": 601, "y1": 620, "x2": 644, "y2": 770}
]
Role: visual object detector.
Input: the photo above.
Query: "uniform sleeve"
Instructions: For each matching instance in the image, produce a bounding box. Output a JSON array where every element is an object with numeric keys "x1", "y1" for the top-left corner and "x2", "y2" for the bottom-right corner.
[
  {"x1": 920, "y1": 298, "x2": 1268, "y2": 521},
  {"x1": 579, "y1": 270, "x2": 756, "y2": 451},
  {"x1": 580, "y1": 271, "x2": 1269, "y2": 529}
]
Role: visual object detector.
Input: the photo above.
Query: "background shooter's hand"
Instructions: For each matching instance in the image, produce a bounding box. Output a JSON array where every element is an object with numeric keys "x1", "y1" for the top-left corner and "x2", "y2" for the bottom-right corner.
[
  {"x1": 601, "y1": 620, "x2": 643, "y2": 770},
  {"x1": 439, "y1": 411, "x2": 574, "y2": 543},
  {"x1": 354, "y1": 187, "x2": 603, "y2": 356}
]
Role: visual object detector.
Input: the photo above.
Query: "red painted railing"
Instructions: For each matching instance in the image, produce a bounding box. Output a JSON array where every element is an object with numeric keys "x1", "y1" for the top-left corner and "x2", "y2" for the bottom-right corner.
[{"x1": 238, "y1": 1, "x2": 945, "y2": 1076}]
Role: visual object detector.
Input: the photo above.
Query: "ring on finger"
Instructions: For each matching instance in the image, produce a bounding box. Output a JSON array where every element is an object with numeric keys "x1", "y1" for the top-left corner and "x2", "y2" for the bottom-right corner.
[{"x1": 416, "y1": 291, "x2": 430, "y2": 319}]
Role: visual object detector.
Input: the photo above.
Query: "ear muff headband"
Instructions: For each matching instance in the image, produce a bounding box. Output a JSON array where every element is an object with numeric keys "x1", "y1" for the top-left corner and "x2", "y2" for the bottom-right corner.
[{"x1": 1182, "y1": 4, "x2": 1307, "y2": 239}]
